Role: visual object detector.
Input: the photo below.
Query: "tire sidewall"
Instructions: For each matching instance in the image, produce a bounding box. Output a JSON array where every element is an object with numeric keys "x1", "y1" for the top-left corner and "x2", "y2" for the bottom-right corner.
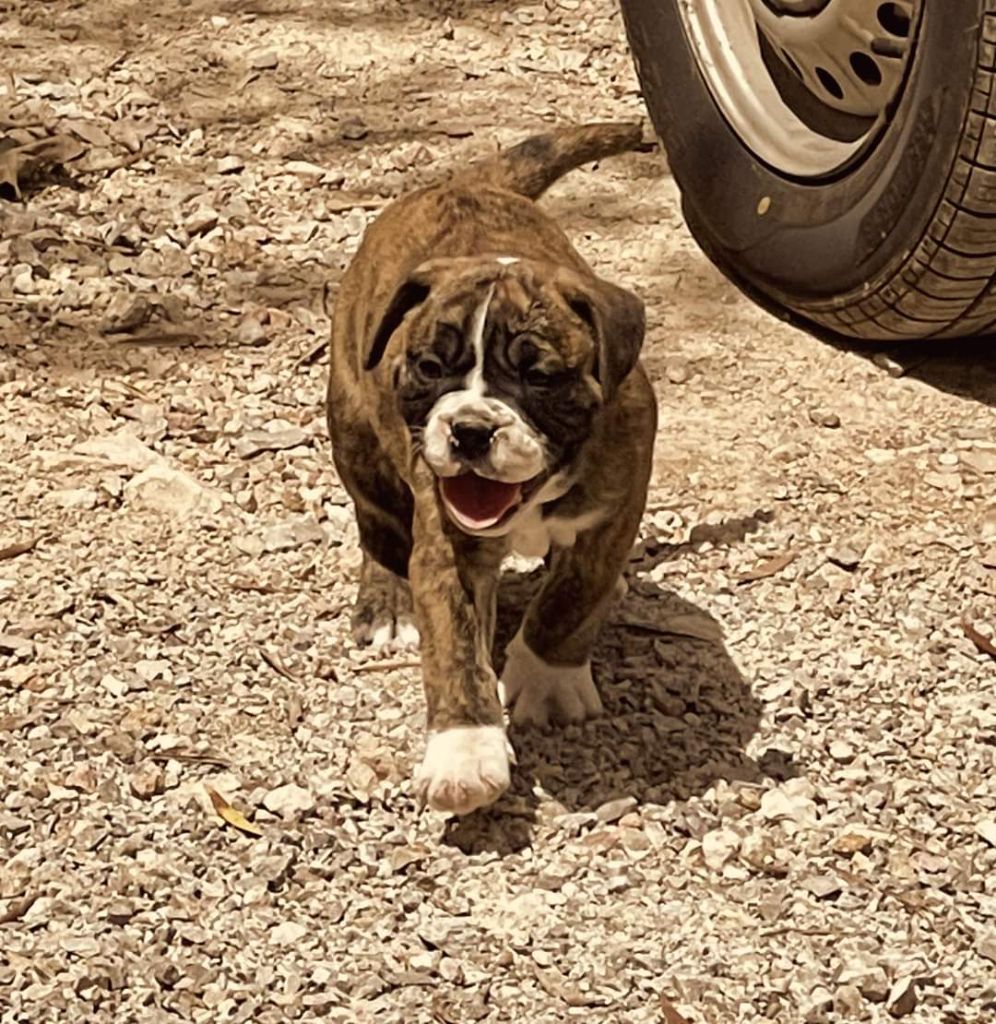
[{"x1": 621, "y1": 0, "x2": 985, "y2": 306}]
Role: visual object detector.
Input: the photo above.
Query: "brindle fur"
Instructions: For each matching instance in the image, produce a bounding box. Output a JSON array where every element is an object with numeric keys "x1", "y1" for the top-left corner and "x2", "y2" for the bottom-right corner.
[{"x1": 327, "y1": 123, "x2": 656, "y2": 759}]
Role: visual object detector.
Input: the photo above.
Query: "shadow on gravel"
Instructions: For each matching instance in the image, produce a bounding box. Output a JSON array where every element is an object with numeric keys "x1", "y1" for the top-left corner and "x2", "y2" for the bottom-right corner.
[
  {"x1": 726, "y1": 282, "x2": 996, "y2": 410},
  {"x1": 791, "y1": 321, "x2": 996, "y2": 409},
  {"x1": 442, "y1": 570, "x2": 763, "y2": 856},
  {"x1": 856, "y1": 336, "x2": 996, "y2": 410},
  {"x1": 673, "y1": 232, "x2": 996, "y2": 410},
  {"x1": 213, "y1": 0, "x2": 526, "y2": 28}
]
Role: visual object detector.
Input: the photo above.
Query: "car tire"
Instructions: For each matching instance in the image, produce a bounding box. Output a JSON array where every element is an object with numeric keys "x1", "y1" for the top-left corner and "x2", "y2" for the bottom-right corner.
[{"x1": 621, "y1": 0, "x2": 996, "y2": 341}]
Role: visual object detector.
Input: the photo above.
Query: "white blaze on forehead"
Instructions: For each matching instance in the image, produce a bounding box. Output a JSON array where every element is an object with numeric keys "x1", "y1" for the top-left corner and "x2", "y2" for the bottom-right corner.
[
  {"x1": 420, "y1": 275, "x2": 546, "y2": 491},
  {"x1": 464, "y1": 283, "x2": 495, "y2": 397}
]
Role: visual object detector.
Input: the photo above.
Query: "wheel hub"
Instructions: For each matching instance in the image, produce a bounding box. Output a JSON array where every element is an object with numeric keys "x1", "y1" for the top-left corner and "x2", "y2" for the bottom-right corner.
[
  {"x1": 676, "y1": 0, "x2": 920, "y2": 177},
  {"x1": 749, "y1": 0, "x2": 916, "y2": 117},
  {"x1": 762, "y1": 0, "x2": 832, "y2": 13}
]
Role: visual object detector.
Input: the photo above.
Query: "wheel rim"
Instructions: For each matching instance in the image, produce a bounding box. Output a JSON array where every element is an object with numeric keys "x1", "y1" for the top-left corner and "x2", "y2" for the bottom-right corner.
[{"x1": 679, "y1": 0, "x2": 920, "y2": 178}]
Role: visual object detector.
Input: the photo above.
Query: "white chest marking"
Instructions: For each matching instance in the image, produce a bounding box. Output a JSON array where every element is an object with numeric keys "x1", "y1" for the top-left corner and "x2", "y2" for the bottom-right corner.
[
  {"x1": 495, "y1": 256, "x2": 519, "y2": 266},
  {"x1": 509, "y1": 506, "x2": 608, "y2": 559},
  {"x1": 463, "y1": 285, "x2": 495, "y2": 397}
]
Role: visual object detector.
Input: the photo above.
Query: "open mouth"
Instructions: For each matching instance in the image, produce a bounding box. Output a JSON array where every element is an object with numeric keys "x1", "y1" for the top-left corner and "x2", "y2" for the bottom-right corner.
[{"x1": 439, "y1": 472, "x2": 536, "y2": 531}]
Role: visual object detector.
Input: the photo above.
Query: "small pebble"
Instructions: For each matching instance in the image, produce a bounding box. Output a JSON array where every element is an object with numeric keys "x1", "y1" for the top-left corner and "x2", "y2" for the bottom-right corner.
[
  {"x1": 262, "y1": 783, "x2": 316, "y2": 819},
  {"x1": 828, "y1": 740, "x2": 855, "y2": 764},
  {"x1": 872, "y1": 352, "x2": 906, "y2": 377},
  {"x1": 594, "y1": 796, "x2": 637, "y2": 823},
  {"x1": 826, "y1": 545, "x2": 862, "y2": 571},
  {"x1": 269, "y1": 921, "x2": 308, "y2": 946},
  {"x1": 664, "y1": 358, "x2": 691, "y2": 384},
  {"x1": 864, "y1": 447, "x2": 895, "y2": 465},
  {"x1": 217, "y1": 155, "x2": 245, "y2": 174},
  {"x1": 129, "y1": 764, "x2": 164, "y2": 800},
  {"x1": 250, "y1": 50, "x2": 279, "y2": 70},
  {"x1": 886, "y1": 977, "x2": 918, "y2": 1018},
  {"x1": 962, "y1": 449, "x2": 996, "y2": 475},
  {"x1": 808, "y1": 407, "x2": 841, "y2": 429}
]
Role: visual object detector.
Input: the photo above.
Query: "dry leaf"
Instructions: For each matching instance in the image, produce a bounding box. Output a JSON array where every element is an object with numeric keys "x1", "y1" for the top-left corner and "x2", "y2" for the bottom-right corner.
[
  {"x1": 0, "y1": 536, "x2": 40, "y2": 561},
  {"x1": 982, "y1": 547, "x2": 996, "y2": 570},
  {"x1": 65, "y1": 120, "x2": 114, "y2": 147},
  {"x1": 231, "y1": 577, "x2": 280, "y2": 594},
  {"x1": 832, "y1": 829, "x2": 875, "y2": 856},
  {"x1": 439, "y1": 122, "x2": 475, "y2": 138},
  {"x1": 0, "y1": 71, "x2": 16, "y2": 103},
  {"x1": 0, "y1": 894, "x2": 38, "y2": 924},
  {"x1": 0, "y1": 134, "x2": 85, "y2": 200},
  {"x1": 962, "y1": 620, "x2": 996, "y2": 661},
  {"x1": 738, "y1": 549, "x2": 798, "y2": 585},
  {"x1": 532, "y1": 963, "x2": 606, "y2": 1007},
  {"x1": 389, "y1": 844, "x2": 429, "y2": 873},
  {"x1": 205, "y1": 785, "x2": 264, "y2": 838},
  {"x1": 258, "y1": 645, "x2": 300, "y2": 683},
  {"x1": 431, "y1": 997, "x2": 468, "y2": 1024},
  {"x1": 659, "y1": 994, "x2": 692, "y2": 1024},
  {"x1": 323, "y1": 195, "x2": 385, "y2": 213}
]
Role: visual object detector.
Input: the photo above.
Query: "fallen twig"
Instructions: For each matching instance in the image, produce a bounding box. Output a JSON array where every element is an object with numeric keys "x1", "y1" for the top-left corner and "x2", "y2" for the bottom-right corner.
[
  {"x1": 296, "y1": 337, "x2": 327, "y2": 368},
  {"x1": 0, "y1": 536, "x2": 41, "y2": 561},
  {"x1": 323, "y1": 196, "x2": 387, "y2": 213},
  {"x1": 258, "y1": 645, "x2": 302, "y2": 684},
  {"x1": 962, "y1": 620, "x2": 996, "y2": 660},
  {"x1": 659, "y1": 994, "x2": 692, "y2": 1024},
  {"x1": 354, "y1": 658, "x2": 421, "y2": 674},
  {"x1": 148, "y1": 751, "x2": 232, "y2": 770},
  {"x1": 738, "y1": 549, "x2": 798, "y2": 585}
]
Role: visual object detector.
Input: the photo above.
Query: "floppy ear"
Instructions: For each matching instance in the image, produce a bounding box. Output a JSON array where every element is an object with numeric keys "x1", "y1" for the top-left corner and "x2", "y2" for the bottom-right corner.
[
  {"x1": 556, "y1": 270, "x2": 645, "y2": 396},
  {"x1": 363, "y1": 276, "x2": 431, "y2": 371}
]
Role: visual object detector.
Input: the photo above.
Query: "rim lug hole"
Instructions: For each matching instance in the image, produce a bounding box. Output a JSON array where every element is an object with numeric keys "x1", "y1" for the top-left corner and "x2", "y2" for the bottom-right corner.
[
  {"x1": 849, "y1": 51, "x2": 883, "y2": 87},
  {"x1": 877, "y1": 2, "x2": 911, "y2": 38},
  {"x1": 815, "y1": 66, "x2": 845, "y2": 101}
]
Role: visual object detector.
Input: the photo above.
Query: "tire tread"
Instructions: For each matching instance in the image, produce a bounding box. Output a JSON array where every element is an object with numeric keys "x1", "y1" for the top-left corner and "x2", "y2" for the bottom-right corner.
[{"x1": 809, "y1": 5, "x2": 996, "y2": 339}]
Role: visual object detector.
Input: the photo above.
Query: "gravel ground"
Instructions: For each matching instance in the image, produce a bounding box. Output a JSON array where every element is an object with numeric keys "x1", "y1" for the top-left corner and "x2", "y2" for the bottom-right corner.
[{"x1": 2, "y1": 2, "x2": 996, "y2": 1022}]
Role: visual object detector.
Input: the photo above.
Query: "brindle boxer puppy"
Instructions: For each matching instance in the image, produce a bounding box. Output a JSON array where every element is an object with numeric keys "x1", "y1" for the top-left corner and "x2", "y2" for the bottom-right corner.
[{"x1": 327, "y1": 123, "x2": 656, "y2": 815}]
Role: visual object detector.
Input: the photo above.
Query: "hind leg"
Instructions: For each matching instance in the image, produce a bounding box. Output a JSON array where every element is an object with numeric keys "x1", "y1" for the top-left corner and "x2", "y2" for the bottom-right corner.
[{"x1": 352, "y1": 551, "x2": 420, "y2": 651}]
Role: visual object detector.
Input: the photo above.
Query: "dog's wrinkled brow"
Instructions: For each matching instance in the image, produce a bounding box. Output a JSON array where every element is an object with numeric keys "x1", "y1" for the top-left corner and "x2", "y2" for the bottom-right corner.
[{"x1": 492, "y1": 275, "x2": 533, "y2": 314}]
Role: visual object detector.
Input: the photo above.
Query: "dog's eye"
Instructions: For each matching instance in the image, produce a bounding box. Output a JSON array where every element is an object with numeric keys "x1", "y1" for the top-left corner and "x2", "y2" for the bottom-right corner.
[
  {"x1": 415, "y1": 354, "x2": 444, "y2": 379},
  {"x1": 523, "y1": 365, "x2": 557, "y2": 388},
  {"x1": 433, "y1": 324, "x2": 462, "y2": 363}
]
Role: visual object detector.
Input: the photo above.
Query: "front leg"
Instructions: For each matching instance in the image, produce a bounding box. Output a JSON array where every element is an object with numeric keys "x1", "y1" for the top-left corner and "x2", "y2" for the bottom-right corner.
[
  {"x1": 501, "y1": 504, "x2": 641, "y2": 728},
  {"x1": 408, "y1": 470, "x2": 508, "y2": 815}
]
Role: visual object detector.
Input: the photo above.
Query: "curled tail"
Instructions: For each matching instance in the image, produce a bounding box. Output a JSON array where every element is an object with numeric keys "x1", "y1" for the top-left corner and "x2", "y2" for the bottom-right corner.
[{"x1": 458, "y1": 122, "x2": 647, "y2": 200}]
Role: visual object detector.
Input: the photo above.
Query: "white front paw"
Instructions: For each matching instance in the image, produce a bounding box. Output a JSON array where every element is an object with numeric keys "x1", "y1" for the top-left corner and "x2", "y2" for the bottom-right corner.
[
  {"x1": 500, "y1": 630, "x2": 603, "y2": 727},
  {"x1": 366, "y1": 615, "x2": 420, "y2": 652},
  {"x1": 414, "y1": 725, "x2": 511, "y2": 815}
]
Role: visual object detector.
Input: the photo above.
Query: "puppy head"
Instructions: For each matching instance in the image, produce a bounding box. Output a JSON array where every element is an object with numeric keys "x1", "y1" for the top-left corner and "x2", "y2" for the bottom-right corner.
[{"x1": 364, "y1": 255, "x2": 644, "y2": 535}]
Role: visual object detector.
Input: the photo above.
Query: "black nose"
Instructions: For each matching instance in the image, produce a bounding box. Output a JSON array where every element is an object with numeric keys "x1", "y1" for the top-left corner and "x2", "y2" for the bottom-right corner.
[{"x1": 450, "y1": 422, "x2": 495, "y2": 460}]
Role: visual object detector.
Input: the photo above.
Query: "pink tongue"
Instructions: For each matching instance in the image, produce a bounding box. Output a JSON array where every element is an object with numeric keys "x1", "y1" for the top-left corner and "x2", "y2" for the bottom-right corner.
[{"x1": 441, "y1": 473, "x2": 522, "y2": 529}]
